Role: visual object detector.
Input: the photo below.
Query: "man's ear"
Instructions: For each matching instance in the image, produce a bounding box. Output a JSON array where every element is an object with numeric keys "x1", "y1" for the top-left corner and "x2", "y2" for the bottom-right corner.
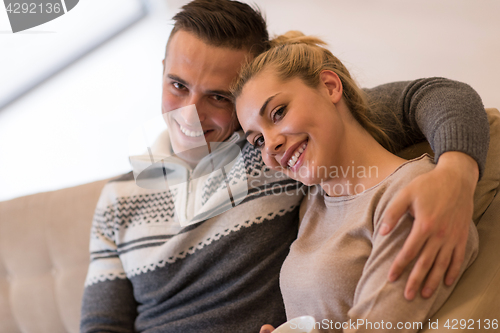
[{"x1": 319, "y1": 70, "x2": 342, "y2": 104}]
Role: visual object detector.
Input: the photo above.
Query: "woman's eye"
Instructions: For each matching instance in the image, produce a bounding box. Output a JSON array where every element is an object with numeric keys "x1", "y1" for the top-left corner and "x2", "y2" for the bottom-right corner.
[
  {"x1": 272, "y1": 106, "x2": 286, "y2": 123},
  {"x1": 254, "y1": 135, "x2": 265, "y2": 148}
]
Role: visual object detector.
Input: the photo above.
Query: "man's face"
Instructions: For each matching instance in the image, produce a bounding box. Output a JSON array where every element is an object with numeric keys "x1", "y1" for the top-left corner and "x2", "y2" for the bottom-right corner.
[{"x1": 162, "y1": 30, "x2": 249, "y2": 166}]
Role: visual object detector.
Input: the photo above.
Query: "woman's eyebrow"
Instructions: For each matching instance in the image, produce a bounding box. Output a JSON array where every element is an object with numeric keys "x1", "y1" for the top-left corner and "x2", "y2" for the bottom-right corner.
[
  {"x1": 260, "y1": 93, "x2": 280, "y2": 116},
  {"x1": 244, "y1": 130, "x2": 254, "y2": 141}
]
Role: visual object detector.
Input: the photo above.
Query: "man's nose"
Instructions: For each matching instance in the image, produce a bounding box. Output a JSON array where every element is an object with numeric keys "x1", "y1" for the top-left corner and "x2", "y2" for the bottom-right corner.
[
  {"x1": 181, "y1": 97, "x2": 205, "y2": 124},
  {"x1": 179, "y1": 104, "x2": 200, "y2": 125}
]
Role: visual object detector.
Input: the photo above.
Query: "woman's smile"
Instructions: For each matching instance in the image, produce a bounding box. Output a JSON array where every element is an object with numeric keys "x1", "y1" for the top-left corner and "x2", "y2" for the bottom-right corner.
[{"x1": 282, "y1": 140, "x2": 308, "y2": 171}]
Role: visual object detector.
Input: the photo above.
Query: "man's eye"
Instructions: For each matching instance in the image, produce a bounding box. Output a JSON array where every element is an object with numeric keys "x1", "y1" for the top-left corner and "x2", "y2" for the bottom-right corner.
[
  {"x1": 211, "y1": 95, "x2": 229, "y2": 103},
  {"x1": 272, "y1": 106, "x2": 286, "y2": 123},
  {"x1": 173, "y1": 82, "x2": 186, "y2": 90},
  {"x1": 254, "y1": 135, "x2": 265, "y2": 148}
]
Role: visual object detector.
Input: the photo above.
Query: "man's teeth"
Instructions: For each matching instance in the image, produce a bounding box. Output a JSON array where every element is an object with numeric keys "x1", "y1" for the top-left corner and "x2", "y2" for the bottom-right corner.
[
  {"x1": 179, "y1": 124, "x2": 204, "y2": 137},
  {"x1": 287, "y1": 142, "x2": 307, "y2": 168}
]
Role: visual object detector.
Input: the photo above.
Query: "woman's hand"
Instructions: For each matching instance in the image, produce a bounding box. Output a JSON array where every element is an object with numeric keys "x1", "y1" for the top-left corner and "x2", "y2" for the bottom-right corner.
[
  {"x1": 260, "y1": 324, "x2": 276, "y2": 333},
  {"x1": 380, "y1": 151, "x2": 479, "y2": 300}
]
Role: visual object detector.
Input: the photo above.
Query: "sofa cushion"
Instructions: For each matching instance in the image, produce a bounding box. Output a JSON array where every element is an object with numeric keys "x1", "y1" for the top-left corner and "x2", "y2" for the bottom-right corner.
[
  {"x1": 473, "y1": 108, "x2": 500, "y2": 221},
  {"x1": 420, "y1": 189, "x2": 500, "y2": 331},
  {"x1": 0, "y1": 178, "x2": 110, "y2": 333}
]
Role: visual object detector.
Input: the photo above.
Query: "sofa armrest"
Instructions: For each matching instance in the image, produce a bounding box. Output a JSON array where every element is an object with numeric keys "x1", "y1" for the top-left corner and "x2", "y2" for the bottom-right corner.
[{"x1": 0, "y1": 178, "x2": 111, "y2": 333}]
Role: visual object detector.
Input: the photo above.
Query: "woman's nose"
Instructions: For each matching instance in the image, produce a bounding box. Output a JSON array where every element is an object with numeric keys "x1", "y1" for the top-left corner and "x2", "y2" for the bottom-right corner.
[{"x1": 265, "y1": 133, "x2": 285, "y2": 156}]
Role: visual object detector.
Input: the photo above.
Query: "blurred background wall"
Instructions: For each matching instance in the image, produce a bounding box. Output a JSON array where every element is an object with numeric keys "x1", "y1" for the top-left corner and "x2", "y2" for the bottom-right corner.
[{"x1": 0, "y1": 0, "x2": 499, "y2": 201}]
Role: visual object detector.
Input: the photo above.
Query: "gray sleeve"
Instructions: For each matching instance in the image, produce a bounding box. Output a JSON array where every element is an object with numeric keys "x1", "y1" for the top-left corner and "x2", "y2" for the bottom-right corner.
[
  {"x1": 363, "y1": 78, "x2": 489, "y2": 179},
  {"x1": 80, "y1": 279, "x2": 138, "y2": 333}
]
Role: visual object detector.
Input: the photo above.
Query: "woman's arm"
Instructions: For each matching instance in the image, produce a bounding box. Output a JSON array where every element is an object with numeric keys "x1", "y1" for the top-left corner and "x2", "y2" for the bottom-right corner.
[
  {"x1": 363, "y1": 78, "x2": 489, "y2": 299},
  {"x1": 346, "y1": 204, "x2": 479, "y2": 333}
]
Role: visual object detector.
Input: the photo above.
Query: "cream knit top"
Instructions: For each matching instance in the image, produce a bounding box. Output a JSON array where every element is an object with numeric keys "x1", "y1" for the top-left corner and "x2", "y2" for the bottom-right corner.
[{"x1": 280, "y1": 155, "x2": 479, "y2": 333}]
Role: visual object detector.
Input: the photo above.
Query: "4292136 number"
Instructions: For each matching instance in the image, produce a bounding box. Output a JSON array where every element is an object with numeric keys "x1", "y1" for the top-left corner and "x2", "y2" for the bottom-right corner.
[
  {"x1": 6, "y1": 2, "x2": 62, "y2": 14},
  {"x1": 444, "y1": 318, "x2": 498, "y2": 330}
]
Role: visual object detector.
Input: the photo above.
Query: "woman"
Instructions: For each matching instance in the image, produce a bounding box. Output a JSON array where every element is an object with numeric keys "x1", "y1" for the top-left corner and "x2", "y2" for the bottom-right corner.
[{"x1": 232, "y1": 31, "x2": 479, "y2": 332}]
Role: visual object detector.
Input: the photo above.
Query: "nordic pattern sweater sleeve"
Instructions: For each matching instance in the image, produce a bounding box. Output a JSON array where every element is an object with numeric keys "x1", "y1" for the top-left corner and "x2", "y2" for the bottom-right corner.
[
  {"x1": 80, "y1": 180, "x2": 138, "y2": 333},
  {"x1": 363, "y1": 77, "x2": 489, "y2": 179}
]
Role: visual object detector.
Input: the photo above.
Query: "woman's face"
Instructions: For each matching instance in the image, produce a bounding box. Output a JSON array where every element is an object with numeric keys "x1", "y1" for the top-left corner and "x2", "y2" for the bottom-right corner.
[{"x1": 236, "y1": 70, "x2": 345, "y2": 185}]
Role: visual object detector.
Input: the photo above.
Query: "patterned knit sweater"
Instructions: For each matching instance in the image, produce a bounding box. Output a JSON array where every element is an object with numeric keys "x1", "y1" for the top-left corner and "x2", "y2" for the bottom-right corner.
[
  {"x1": 80, "y1": 78, "x2": 489, "y2": 333},
  {"x1": 81, "y1": 130, "x2": 304, "y2": 333}
]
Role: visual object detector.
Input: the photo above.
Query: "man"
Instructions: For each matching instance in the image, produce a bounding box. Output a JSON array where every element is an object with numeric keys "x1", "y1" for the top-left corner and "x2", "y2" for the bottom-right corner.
[{"x1": 81, "y1": 1, "x2": 488, "y2": 332}]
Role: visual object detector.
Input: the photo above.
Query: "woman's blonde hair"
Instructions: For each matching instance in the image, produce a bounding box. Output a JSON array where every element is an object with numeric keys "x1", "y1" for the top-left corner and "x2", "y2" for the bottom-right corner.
[{"x1": 231, "y1": 31, "x2": 395, "y2": 151}]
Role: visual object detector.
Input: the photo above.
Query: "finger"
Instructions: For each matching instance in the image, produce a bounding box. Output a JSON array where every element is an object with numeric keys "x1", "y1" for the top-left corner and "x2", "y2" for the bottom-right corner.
[
  {"x1": 445, "y1": 234, "x2": 467, "y2": 286},
  {"x1": 404, "y1": 239, "x2": 441, "y2": 300},
  {"x1": 260, "y1": 324, "x2": 275, "y2": 333},
  {"x1": 388, "y1": 226, "x2": 427, "y2": 282},
  {"x1": 381, "y1": 188, "x2": 412, "y2": 235},
  {"x1": 421, "y1": 244, "x2": 453, "y2": 298}
]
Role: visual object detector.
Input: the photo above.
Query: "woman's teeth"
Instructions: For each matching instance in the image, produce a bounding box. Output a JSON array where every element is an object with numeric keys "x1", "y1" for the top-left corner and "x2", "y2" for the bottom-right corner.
[
  {"x1": 179, "y1": 124, "x2": 204, "y2": 137},
  {"x1": 287, "y1": 142, "x2": 307, "y2": 168}
]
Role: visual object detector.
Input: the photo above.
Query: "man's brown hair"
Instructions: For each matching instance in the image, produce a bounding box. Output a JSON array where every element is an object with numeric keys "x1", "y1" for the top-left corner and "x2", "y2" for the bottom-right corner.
[{"x1": 168, "y1": 0, "x2": 269, "y2": 57}]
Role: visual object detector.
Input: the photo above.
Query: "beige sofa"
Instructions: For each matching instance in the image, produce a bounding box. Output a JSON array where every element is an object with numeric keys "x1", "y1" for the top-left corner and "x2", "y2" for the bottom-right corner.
[{"x1": 1, "y1": 109, "x2": 499, "y2": 333}]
